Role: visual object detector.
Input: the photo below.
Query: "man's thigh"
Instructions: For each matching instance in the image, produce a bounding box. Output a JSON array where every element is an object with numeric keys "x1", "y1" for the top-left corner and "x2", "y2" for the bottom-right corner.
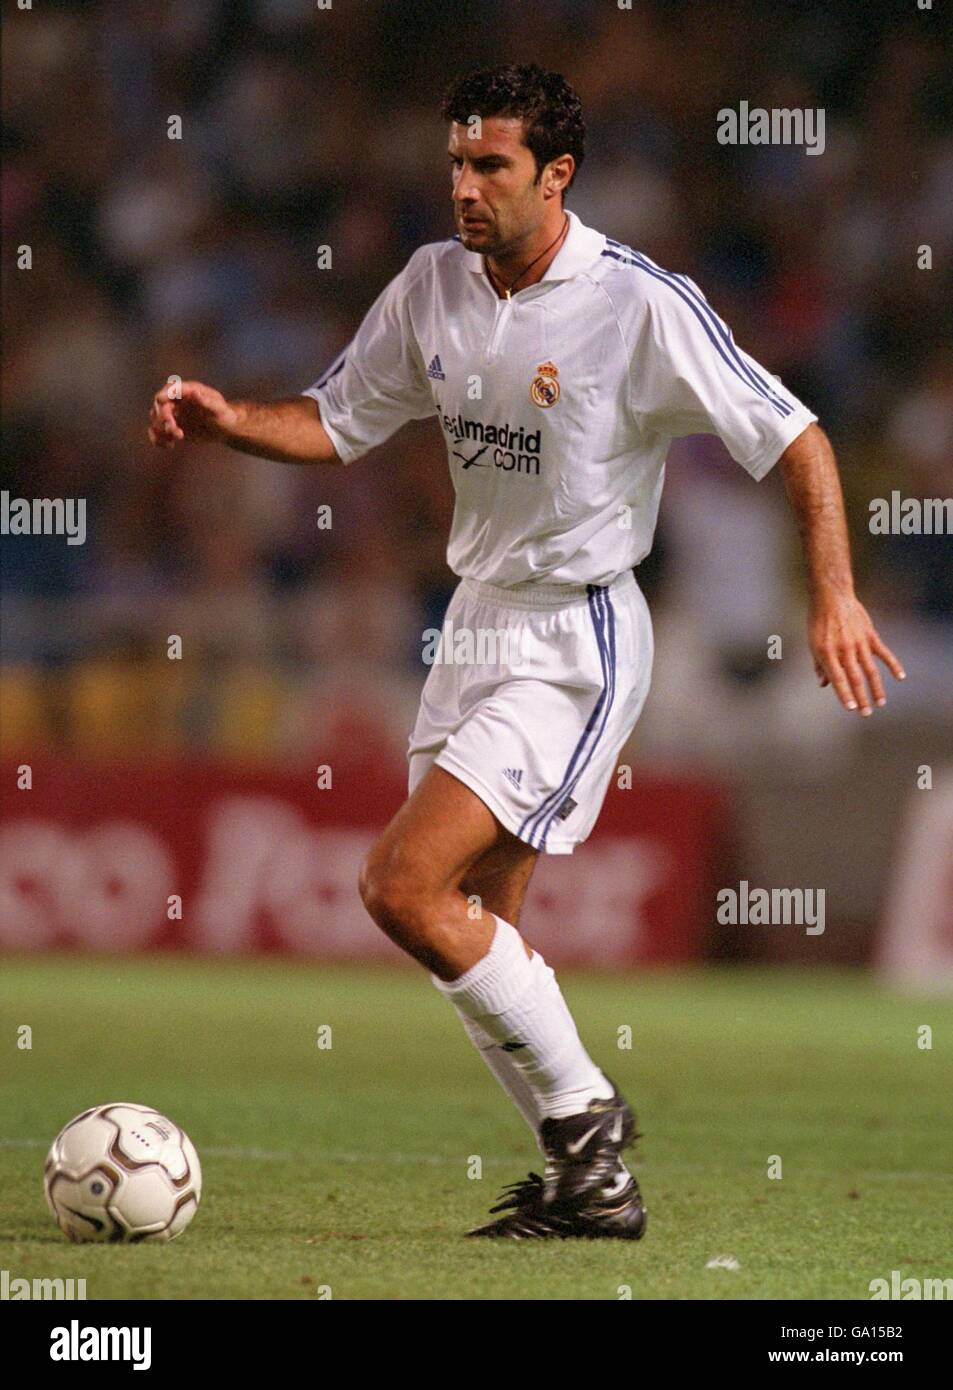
[
  {"x1": 459, "y1": 836, "x2": 539, "y2": 928},
  {"x1": 366, "y1": 764, "x2": 533, "y2": 898}
]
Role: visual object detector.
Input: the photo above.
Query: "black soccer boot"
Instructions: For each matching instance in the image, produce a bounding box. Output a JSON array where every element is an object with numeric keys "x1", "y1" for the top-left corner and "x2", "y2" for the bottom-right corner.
[
  {"x1": 562, "y1": 1162, "x2": 648, "y2": 1239},
  {"x1": 538, "y1": 1079, "x2": 638, "y2": 1207},
  {"x1": 465, "y1": 1172, "x2": 574, "y2": 1239},
  {"x1": 466, "y1": 1162, "x2": 647, "y2": 1240}
]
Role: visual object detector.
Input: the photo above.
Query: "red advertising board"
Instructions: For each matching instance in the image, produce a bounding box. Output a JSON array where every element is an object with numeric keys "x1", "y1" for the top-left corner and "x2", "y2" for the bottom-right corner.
[{"x1": 0, "y1": 757, "x2": 728, "y2": 964}]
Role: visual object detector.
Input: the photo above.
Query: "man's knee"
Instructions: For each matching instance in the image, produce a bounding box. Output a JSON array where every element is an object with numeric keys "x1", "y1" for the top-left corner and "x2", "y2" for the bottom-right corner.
[
  {"x1": 358, "y1": 841, "x2": 430, "y2": 939},
  {"x1": 359, "y1": 850, "x2": 401, "y2": 922}
]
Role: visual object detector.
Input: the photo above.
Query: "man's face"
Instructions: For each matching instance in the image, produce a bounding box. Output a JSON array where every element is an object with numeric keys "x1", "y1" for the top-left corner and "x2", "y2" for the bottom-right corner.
[{"x1": 448, "y1": 116, "x2": 550, "y2": 256}]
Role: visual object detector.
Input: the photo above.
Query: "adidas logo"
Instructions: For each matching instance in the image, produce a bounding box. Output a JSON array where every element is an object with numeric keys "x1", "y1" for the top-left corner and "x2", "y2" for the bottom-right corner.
[
  {"x1": 426, "y1": 354, "x2": 446, "y2": 381},
  {"x1": 502, "y1": 767, "x2": 523, "y2": 789}
]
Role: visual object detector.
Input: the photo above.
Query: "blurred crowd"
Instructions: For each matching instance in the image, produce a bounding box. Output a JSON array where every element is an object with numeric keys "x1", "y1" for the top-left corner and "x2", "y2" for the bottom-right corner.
[{"x1": 2, "y1": 0, "x2": 951, "y2": 769}]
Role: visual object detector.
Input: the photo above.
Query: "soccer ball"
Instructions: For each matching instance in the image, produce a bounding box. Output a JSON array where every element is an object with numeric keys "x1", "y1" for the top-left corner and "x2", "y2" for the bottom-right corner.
[{"x1": 44, "y1": 1102, "x2": 202, "y2": 1244}]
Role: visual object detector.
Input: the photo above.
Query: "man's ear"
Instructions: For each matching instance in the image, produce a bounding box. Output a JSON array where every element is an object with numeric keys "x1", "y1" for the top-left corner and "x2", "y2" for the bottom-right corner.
[{"x1": 545, "y1": 154, "x2": 575, "y2": 198}]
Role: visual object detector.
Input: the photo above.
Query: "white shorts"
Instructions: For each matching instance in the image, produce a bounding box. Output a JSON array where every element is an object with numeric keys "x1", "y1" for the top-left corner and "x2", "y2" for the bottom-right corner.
[{"x1": 407, "y1": 570, "x2": 654, "y2": 854}]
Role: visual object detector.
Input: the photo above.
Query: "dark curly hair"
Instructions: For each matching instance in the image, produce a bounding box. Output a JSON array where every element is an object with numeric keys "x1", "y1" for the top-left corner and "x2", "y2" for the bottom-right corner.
[{"x1": 441, "y1": 63, "x2": 585, "y2": 192}]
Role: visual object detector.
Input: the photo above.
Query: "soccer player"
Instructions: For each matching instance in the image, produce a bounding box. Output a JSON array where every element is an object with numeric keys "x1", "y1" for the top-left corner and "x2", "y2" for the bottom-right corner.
[{"x1": 149, "y1": 64, "x2": 904, "y2": 1240}]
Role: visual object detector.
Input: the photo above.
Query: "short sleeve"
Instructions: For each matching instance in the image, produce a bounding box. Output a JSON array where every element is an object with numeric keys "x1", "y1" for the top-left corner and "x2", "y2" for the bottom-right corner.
[
  {"x1": 629, "y1": 271, "x2": 817, "y2": 480},
  {"x1": 301, "y1": 249, "x2": 436, "y2": 464}
]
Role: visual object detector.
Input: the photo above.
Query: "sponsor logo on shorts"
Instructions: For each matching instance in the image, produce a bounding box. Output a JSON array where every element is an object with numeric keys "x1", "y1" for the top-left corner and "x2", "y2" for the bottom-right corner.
[
  {"x1": 502, "y1": 767, "x2": 524, "y2": 789},
  {"x1": 555, "y1": 796, "x2": 577, "y2": 821},
  {"x1": 426, "y1": 353, "x2": 446, "y2": 381}
]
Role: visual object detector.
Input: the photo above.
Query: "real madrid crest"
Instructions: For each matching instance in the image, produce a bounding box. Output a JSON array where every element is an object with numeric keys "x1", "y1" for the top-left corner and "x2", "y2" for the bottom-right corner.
[{"x1": 530, "y1": 361, "x2": 560, "y2": 408}]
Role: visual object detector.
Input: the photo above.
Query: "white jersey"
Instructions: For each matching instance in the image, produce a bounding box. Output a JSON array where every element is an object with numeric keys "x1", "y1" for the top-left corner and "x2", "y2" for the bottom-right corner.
[{"x1": 303, "y1": 209, "x2": 817, "y2": 588}]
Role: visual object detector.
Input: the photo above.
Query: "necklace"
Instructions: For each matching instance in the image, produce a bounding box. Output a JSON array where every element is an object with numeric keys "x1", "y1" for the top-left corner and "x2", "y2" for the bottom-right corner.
[{"x1": 485, "y1": 214, "x2": 570, "y2": 300}]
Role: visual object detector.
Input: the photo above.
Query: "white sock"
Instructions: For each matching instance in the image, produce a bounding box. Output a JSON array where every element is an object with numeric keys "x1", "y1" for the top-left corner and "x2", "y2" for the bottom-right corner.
[
  {"x1": 453, "y1": 1008, "x2": 544, "y2": 1150},
  {"x1": 432, "y1": 914, "x2": 615, "y2": 1121}
]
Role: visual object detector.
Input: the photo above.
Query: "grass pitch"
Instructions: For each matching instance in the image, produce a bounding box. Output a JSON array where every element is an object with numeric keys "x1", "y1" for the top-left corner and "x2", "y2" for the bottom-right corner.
[{"x1": 1, "y1": 955, "x2": 951, "y2": 1300}]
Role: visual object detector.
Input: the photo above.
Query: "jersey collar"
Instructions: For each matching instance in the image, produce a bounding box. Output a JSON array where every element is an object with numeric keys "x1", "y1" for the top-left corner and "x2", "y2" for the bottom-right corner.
[{"x1": 460, "y1": 209, "x2": 606, "y2": 284}]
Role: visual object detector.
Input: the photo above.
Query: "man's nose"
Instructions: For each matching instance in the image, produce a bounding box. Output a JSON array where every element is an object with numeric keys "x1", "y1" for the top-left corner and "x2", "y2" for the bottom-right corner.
[{"x1": 452, "y1": 171, "x2": 479, "y2": 203}]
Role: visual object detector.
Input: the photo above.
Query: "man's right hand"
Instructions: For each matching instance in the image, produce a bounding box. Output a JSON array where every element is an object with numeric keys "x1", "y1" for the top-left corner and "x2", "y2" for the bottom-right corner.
[
  {"x1": 149, "y1": 379, "x2": 239, "y2": 450},
  {"x1": 148, "y1": 383, "x2": 340, "y2": 464}
]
